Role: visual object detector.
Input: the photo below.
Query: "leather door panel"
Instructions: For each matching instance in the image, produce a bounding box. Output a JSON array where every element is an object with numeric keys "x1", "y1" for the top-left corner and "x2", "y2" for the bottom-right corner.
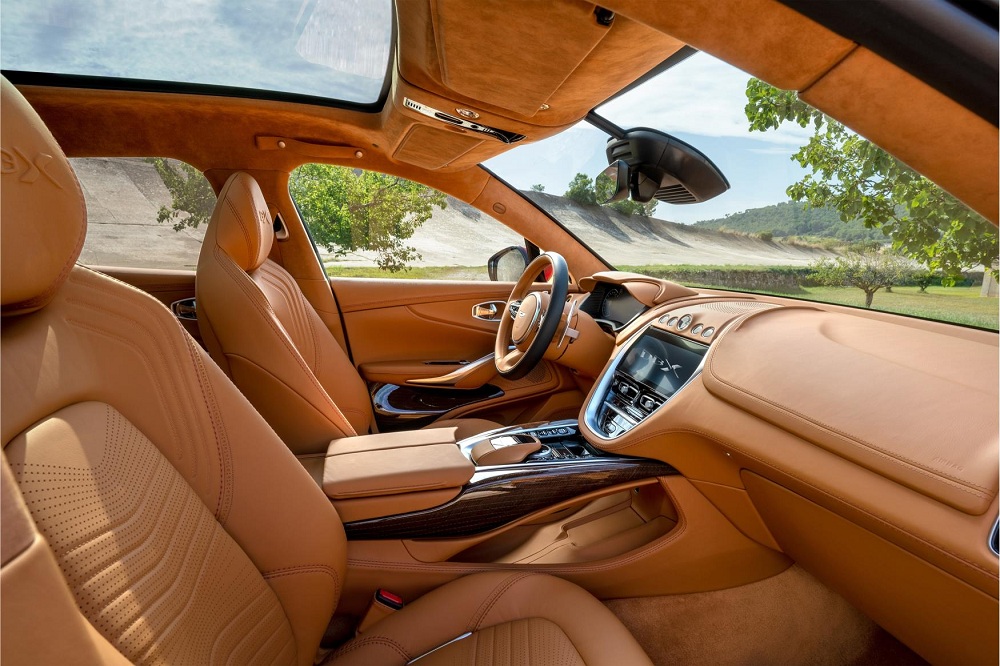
[
  {"x1": 331, "y1": 278, "x2": 580, "y2": 425},
  {"x1": 333, "y1": 278, "x2": 514, "y2": 365}
]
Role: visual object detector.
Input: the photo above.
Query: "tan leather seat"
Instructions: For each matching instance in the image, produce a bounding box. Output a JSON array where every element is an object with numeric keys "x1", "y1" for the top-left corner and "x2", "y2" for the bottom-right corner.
[
  {"x1": 0, "y1": 78, "x2": 652, "y2": 666},
  {"x1": 195, "y1": 171, "x2": 501, "y2": 457}
]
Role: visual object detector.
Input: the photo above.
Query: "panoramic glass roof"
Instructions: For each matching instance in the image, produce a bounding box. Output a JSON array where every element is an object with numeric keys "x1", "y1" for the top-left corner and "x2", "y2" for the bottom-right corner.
[{"x1": 0, "y1": 0, "x2": 394, "y2": 106}]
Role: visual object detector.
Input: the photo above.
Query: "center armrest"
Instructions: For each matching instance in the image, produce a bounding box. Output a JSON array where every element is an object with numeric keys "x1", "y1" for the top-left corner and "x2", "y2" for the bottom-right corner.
[{"x1": 321, "y1": 427, "x2": 474, "y2": 522}]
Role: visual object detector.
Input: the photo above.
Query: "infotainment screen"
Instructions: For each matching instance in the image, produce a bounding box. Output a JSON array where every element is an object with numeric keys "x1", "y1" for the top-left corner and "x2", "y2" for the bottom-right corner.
[{"x1": 619, "y1": 327, "x2": 707, "y2": 398}]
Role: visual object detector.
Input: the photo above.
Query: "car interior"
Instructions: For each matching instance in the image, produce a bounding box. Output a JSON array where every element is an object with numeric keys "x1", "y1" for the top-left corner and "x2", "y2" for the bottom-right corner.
[{"x1": 1, "y1": 1, "x2": 997, "y2": 665}]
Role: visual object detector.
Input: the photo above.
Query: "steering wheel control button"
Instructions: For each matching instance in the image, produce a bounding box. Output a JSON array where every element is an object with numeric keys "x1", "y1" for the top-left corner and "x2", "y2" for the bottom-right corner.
[
  {"x1": 702, "y1": 327, "x2": 715, "y2": 338},
  {"x1": 664, "y1": 316, "x2": 678, "y2": 326},
  {"x1": 677, "y1": 314, "x2": 692, "y2": 330},
  {"x1": 691, "y1": 323, "x2": 703, "y2": 335}
]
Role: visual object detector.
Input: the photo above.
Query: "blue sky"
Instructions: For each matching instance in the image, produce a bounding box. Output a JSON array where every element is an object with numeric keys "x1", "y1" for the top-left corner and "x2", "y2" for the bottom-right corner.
[{"x1": 485, "y1": 53, "x2": 814, "y2": 224}]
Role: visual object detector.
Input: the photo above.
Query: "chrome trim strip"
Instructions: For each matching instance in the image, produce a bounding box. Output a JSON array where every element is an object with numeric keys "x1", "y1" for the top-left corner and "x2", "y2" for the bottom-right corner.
[
  {"x1": 990, "y1": 518, "x2": 999, "y2": 556},
  {"x1": 407, "y1": 632, "x2": 473, "y2": 664},
  {"x1": 403, "y1": 97, "x2": 525, "y2": 143}
]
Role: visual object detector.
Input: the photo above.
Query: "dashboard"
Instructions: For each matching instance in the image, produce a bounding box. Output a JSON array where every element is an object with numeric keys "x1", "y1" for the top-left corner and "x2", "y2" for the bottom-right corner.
[{"x1": 573, "y1": 272, "x2": 999, "y2": 664}]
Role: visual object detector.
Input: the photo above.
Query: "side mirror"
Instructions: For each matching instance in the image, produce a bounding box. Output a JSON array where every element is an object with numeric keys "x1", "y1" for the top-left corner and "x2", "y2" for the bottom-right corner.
[
  {"x1": 488, "y1": 246, "x2": 529, "y2": 281},
  {"x1": 597, "y1": 160, "x2": 630, "y2": 203}
]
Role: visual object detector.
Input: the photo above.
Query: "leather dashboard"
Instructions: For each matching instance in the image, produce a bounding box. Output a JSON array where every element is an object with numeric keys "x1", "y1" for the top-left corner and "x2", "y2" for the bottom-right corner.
[{"x1": 701, "y1": 306, "x2": 999, "y2": 515}]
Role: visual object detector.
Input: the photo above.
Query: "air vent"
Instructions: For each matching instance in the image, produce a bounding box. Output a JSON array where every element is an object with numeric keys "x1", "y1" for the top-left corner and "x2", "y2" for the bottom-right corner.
[
  {"x1": 655, "y1": 184, "x2": 696, "y2": 204},
  {"x1": 699, "y1": 300, "x2": 778, "y2": 314},
  {"x1": 990, "y1": 519, "x2": 999, "y2": 556}
]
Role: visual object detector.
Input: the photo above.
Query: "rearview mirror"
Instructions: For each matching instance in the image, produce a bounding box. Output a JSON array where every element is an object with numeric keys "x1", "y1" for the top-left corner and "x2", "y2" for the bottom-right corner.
[
  {"x1": 606, "y1": 128, "x2": 730, "y2": 204},
  {"x1": 488, "y1": 246, "x2": 529, "y2": 281},
  {"x1": 597, "y1": 160, "x2": 630, "y2": 203}
]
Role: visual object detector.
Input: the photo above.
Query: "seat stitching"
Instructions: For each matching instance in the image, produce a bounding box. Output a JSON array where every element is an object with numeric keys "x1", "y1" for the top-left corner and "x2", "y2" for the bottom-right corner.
[
  {"x1": 236, "y1": 175, "x2": 264, "y2": 266},
  {"x1": 225, "y1": 194, "x2": 255, "y2": 265},
  {"x1": 222, "y1": 353, "x2": 353, "y2": 440},
  {"x1": 468, "y1": 572, "x2": 538, "y2": 632},
  {"x1": 262, "y1": 564, "x2": 341, "y2": 601},
  {"x1": 214, "y1": 247, "x2": 357, "y2": 436},
  {"x1": 328, "y1": 635, "x2": 409, "y2": 662},
  {"x1": 184, "y1": 333, "x2": 234, "y2": 522}
]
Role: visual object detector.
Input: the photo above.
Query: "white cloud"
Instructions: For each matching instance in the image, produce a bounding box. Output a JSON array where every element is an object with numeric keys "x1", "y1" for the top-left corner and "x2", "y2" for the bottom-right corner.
[{"x1": 598, "y1": 53, "x2": 812, "y2": 146}]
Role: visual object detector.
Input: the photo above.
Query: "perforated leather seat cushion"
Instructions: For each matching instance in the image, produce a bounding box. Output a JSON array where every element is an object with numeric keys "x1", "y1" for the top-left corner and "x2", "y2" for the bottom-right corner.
[{"x1": 326, "y1": 572, "x2": 652, "y2": 666}]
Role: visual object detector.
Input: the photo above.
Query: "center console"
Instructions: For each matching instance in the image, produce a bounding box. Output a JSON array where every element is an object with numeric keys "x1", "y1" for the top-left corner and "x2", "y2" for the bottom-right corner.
[
  {"x1": 585, "y1": 324, "x2": 708, "y2": 439},
  {"x1": 341, "y1": 420, "x2": 675, "y2": 539}
]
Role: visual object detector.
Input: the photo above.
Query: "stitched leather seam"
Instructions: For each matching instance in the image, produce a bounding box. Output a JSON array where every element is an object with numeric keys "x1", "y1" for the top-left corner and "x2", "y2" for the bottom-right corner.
[
  {"x1": 65, "y1": 317, "x2": 186, "y2": 457},
  {"x1": 470, "y1": 572, "x2": 539, "y2": 631},
  {"x1": 616, "y1": 426, "x2": 998, "y2": 580},
  {"x1": 224, "y1": 187, "x2": 255, "y2": 270},
  {"x1": 260, "y1": 263, "x2": 320, "y2": 375},
  {"x1": 214, "y1": 248, "x2": 357, "y2": 436},
  {"x1": 262, "y1": 564, "x2": 341, "y2": 600},
  {"x1": 184, "y1": 335, "x2": 234, "y2": 523},
  {"x1": 223, "y1": 353, "x2": 351, "y2": 440},
  {"x1": 704, "y1": 323, "x2": 993, "y2": 495},
  {"x1": 330, "y1": 635, "x2": 409, "y2": 661},
  {"x1": 236, "y1": 176, "x2": 264, "y2": 264}
]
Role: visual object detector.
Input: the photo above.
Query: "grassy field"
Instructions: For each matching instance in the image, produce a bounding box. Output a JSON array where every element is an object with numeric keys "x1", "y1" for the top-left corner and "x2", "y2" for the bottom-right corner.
[
  {"x1": 324, "y1": 263, "x2": 998, "y2": 330},
  {"x1": 779, "y1": 285, "x2": 998, "y2": 330}
]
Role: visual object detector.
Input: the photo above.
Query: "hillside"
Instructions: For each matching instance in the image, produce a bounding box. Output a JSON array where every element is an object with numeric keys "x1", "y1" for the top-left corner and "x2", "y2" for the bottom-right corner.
[
  {"x1": 693, "y1": 201, "x2": 884, "y2": 242},
  {"x1": 70, "y1": 157, "x2": 838, "y2": 273},
  {"x1": 518, "y1": 192, "x2": 836, "y2": 268}
]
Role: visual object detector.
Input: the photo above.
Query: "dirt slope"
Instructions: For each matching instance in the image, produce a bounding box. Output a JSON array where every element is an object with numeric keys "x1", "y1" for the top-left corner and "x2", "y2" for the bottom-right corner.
[{"x1": 71, "y1": 158, "x2": 836, "y2": 271}]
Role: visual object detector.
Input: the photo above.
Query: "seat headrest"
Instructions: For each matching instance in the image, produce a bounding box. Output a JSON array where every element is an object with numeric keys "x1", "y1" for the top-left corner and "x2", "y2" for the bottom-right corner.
[
  {"x1": 1, "y1": 78, "x2": 86, "y2": 316},
  {"x1": 210, "y1": 172, "x2": 274, "y2": 272}
]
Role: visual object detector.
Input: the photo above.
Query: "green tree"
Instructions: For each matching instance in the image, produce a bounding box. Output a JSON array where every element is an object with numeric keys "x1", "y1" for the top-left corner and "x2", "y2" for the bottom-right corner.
[
  {"x1": 147, "y1": 158, "x2": 215, "y2": 232},
  {"x1": 289, "y1": 164, "x2": 446, "y2": 272},
  {"x1": 811, "y1": 249, "x2": 916, "y2": 308},
  {"x1": 565, "y1": 173, "x2": 597, "y2": 206},
  {"x1": 530, "y1": 183, "x2": 546, "y2": 192},
  {"x1": 745, "y1": 79, "x2": 997, "y2": 284}
]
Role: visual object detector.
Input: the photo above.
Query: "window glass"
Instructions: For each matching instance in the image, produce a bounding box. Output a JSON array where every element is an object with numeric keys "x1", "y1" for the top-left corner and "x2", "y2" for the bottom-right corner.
[
  {"x1": 289, "y1": 164, "x2": 522, "y2": 280},
  {"x1": 72, "y1": 157, "x2": 214, "y2": 270},
  {"x1": 2, "y1": 0, "x2": 392, "y2": 105},
  {"x1": 485, "y1": 52, "x2": 999, "y2": 330}
]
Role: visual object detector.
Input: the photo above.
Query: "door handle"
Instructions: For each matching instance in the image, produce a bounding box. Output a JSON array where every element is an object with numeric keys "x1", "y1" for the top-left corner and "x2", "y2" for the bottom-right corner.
[
  {"x1": 472, "y1": 301, "x2": 506, "y2": 321},
  {"x1": 170, "y1": 297, "x2": 198, "y2": 321}
]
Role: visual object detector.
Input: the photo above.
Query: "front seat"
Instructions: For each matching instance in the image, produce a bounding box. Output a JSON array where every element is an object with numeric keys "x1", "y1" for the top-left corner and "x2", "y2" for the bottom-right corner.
[
  {"x1": 195, "y1": 171, "x2": 502, "y2": 457},
  {"x1": 0, "y1": 79, "x2": 652, "y2": 666}
]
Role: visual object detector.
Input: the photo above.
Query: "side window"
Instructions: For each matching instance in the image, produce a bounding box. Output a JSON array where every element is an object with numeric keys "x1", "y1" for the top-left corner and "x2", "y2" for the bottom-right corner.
[
  {"x1": 71, "y1": 157, "x2": 216, "y2": 270},
  {"x1": 289, "y1": 163, "x2": 523, "y2": 280}
]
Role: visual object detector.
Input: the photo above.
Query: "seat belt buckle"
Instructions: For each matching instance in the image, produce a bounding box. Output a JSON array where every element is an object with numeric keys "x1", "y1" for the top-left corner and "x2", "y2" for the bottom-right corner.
[{"x1": 356, "y1": 588, "x2": 404, "y2": 635}]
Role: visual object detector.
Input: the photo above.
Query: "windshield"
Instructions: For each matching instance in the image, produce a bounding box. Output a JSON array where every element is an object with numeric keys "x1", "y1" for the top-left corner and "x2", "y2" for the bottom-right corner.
[
  {"x1": 0, "y1": 0, "x2": 393, "y2": 105},
  {"x1": 485, "y1": 52, "x2": 999, "y2": 330}
]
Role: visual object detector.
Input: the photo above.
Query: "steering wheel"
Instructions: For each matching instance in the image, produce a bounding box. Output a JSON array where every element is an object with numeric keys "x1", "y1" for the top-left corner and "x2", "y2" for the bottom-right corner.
[{"x1": 494, "y1": 252, "x2": 569, "y2": 380}]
